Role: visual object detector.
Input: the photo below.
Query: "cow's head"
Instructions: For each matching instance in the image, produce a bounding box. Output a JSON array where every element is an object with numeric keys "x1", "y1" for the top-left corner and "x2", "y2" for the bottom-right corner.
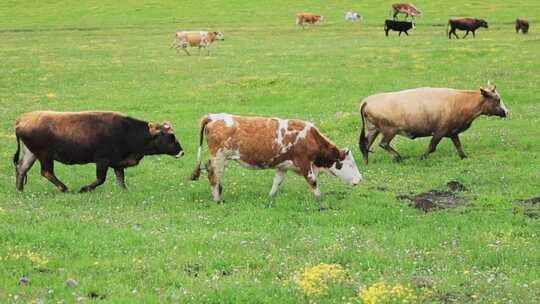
[
  {"x1": 148, "y1": 121, "x2": 184, "y2": 157},
  {"x1": 412, "y1": 22, "x2": 416, "y2": 29},
  {"x1": 317, "y1": 16, "x2": 325, "y2": 24},
  {"x1": 480, "y1": 80, "x2": 508, "y2": 118},
  {"x1": 478, "y1": 19, "x2": 488, "y2": 28},
  {"x1": 214, "y1": 32, "x2": 225, "y2": 41},
  {"x1": 328, "y1": 148, "x2": 363, "y2": 186}
]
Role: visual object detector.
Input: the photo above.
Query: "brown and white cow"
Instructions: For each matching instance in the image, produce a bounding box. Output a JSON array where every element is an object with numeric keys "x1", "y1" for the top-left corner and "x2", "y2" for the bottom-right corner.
[
  {"x1": 392, "y1": 3, "x2": 422, "y2": 20},
  {"x1": 516, "y1": 19, "x2": 529, "y2": 34},
  {"x1": 13, "y1": 111, "x2": 184, "y2": 193},
  {"x1": 359, "y1": 81, "x2": 509, "y2": 164},
  {"x1": 171, "y1": 31, "x2": 224, "y2": 56},
  {"x1": 190, "y1": 114, "x2": 362, "y2": 202},
  {"x1": 296, "y1": 13, "x2": 324, "y2": 28},
  {"x1": 448, "y1": 18, "x2": 488, "y2": 39}
]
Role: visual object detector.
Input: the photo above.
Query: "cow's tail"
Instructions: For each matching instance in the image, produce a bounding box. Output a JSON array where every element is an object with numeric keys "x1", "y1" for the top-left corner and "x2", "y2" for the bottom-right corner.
[
  {"x1": 295, "y1": 15, "x2": 300, "y2": 26},
  {"x1": 13, "y1": 134, "x2": 21, "y2": 168},
  {"x1": 190, "y1": 115, "x2": 211, "y2": 181},
  {"x1": 359, "y1": 102, "x2": 369, "y2": 164}
]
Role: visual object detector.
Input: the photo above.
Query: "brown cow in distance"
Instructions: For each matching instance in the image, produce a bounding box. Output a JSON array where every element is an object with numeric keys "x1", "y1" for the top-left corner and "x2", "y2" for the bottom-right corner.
[
  {"x1": 359, "y1": 81, "x2": 509, "y2": 164},
  {"x1": 516, "y1": 19, "x2": 529, "y2": 34},
  {"x1": 448, "y1": 18, "x2": 488, "y2": 39},
  {"x1": 14, "y1": 111, "x2": 184, "y2": 193},
  {"x1": 392, "y1": 3, "x2": 422, "y2": 20},
  {"x1": 296, "y1": 13, "x2": 324, "y2": 28}
]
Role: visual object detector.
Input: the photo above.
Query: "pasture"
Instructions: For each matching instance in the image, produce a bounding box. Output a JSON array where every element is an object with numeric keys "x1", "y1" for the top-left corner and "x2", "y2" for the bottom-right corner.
[{"x1": 1, "y1": 0, "x2": 539, "y2": 302}]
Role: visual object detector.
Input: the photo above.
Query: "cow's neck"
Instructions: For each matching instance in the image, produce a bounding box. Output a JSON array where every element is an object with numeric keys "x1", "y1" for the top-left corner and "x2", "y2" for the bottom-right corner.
[{"x1": 457, "y1": 92, "x2": 485, "y2": 125}]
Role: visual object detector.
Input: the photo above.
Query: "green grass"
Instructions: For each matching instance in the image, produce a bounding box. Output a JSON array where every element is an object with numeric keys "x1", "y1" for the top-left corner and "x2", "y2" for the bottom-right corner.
[{"x1": 1, "y1": 0, "x2": 540, "y2": 302}]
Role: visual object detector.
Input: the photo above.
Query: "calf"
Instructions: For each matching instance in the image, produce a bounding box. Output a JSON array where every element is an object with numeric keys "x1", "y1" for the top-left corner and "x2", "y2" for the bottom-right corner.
[
  {"x1": 190, "y1": 114, "x2": 362, "y2": 202},
  {"x1": 296, "y1": 13, "x2": 324, "y2": 28},
  {"x1": 385, "y1": 20, "x2": 415, "y2": 36},
  {"x1": 345, "y1": 11, "x2": 362, "y2": 22},
  {"x1": 172, "y1": 31, "x2": 224, "y2": 56},
  {"x1": 359, "y1": 81, "x2": 508, "y2": 164},
  {"x1": 13, "y1": 111, "x2": 184, "y2": 192},
  {"x1": 516, "y1": 19, "x2": 529, "y2": 34},
  {"x1": 448, "y1": 18, "x2": 488, "y2": 39},
  {"x1": 392, "y1": 3, "x2": 422, "y2": 20}
]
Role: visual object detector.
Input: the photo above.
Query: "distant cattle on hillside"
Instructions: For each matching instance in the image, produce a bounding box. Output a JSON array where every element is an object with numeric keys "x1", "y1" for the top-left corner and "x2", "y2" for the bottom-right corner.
[
  {"x1": 447, "y1": 18, "x2": 488, "y2": 39},
  {"x1": 172, "y1": 31, "x2": 224, "y2": 56},
  {"x1": 296, "y1": 13, "x2": 324, "y2": 28},
  {"x1": 516, "y1": 19, "x2": 529, "y2": 34},
  {"x1": 392, "y1": 3, "x2": 422, "y2": 20},
  {"x1": 384, "y1": 20, "x2": 415, "y2": 36},
  {"x1": 345, "y1": 11, "x2": 362, "y2": 22}
]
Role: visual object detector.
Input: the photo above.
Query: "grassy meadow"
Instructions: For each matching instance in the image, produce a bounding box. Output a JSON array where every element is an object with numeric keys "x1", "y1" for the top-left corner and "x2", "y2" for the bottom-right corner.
[{"x1": 1, "y1": 0, "x2": 540, "y2": 302}]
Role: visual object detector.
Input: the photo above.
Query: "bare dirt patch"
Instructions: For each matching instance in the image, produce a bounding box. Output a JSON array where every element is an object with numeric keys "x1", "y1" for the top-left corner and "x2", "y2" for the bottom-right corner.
[{"x1": 397, "y1": 181, "x2": 468, "y2": 212}]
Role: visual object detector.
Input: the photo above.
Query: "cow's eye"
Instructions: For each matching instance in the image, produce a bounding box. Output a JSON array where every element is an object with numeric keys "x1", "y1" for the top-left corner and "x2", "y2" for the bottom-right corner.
[{"x1": 335, "y1": 161, "x2": 343, "y2": 170}]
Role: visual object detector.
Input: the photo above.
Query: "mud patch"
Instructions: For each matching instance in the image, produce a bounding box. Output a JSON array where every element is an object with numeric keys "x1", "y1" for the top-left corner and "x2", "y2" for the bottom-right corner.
[
  {"x1": 513, "y1": 197, "x2": 540, "y2": 218},
  {"x1": 397, "y1": 182, "x2": 468, "y2": 212}
]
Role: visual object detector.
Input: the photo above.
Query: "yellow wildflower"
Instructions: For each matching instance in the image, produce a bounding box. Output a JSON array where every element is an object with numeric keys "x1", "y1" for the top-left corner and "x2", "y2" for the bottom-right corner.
[
  {"x1": 359, "y1": 282, "x2": 416, "y2": 304},
  {"x1": 293, "y1": 263, "x2": 345, "y2": 296}
]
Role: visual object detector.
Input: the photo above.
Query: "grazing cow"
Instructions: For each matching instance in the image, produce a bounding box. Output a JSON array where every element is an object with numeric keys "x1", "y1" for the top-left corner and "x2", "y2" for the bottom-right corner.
[
  {"x1": 296, "y1": 13, "x2": 324, "y2": 28},
  {"x1": 359, "y1": 81, "x2": 509, "y2": 164},
  {"x1": 385, "y1": 20, "x2": 415, "y2": 36},
  {"x1": 447, "y1": 18, "x2": 488, "y2": 39},
  {"x1": 345, "y1": 11, "x2": 362, "y2": 22},
  {"x1": 392, "y1": 3, "x2": 422, "y2": 20},
  {"x1": 13, "y1": 111, "x2": 184, "y2": 192},
  {"x1": 171, "y1": 31, "x2": 224, "y2": 56},
  {"x1": 190, "y1": 114, "x2": 362, "y2": 202},
  {"x1": 516, "y1": 19, "x2": 529, "y2": 34}
]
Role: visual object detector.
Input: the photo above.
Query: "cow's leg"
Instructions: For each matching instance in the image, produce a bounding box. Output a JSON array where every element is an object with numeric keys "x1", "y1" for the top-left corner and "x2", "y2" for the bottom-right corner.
[
  {"x1": 421, "y1": 136, "x2": 443, "y2": 160},
  {"x1": 80, "y1": 162, "x2": 108, "y2": 193},
  {"x1": 269, "y1": 169, "x2": 286, "y2": 197},
  {"x1": 472, "y1": 30, "x2": 476, "y2": 38},
  {"x1": 379, "y1": 133, "x2": 402, "y2": 162},
  {"x1": 463, "y1": 30, "x2": 470, "y2": 38},
  {"x1": 206, "y1": 155, "x2": 226, "y2": 203},
  {"x1": 16, "y1": 144, "x2": 37, "y2": 192},
  {"x1": 39, "y1": 158, "x2": 68, "y2": 192},
  {"x1": 301, "y1": 164, "x2": 321, "y2": 200},
  {"x1": 385, "y1": 29, "x2": 389, "y2": 36},
  {"x1": 450, "y1": 135, "x2": 467, "y2": 159},
  {"x1": 399, "y1": 31, "x2": 403, "y2": 36},
  {"x1": 366, "y1": 130, "x2": 380, "y2": 152},
  {"x1": 404, "y1": 30, "x2": 409, "y2": 36},
  {"x1": 183, "y1": 47, "x2": 190, "y2": 56},
  {"x1": 114, "y1": 168, "x2": 126, "y2": 190}
]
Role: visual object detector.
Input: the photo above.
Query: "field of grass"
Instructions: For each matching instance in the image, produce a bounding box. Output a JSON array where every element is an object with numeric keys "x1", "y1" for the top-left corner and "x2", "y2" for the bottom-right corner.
[{"x1": 1, "y1": 0, "x2": 540, "y2": 302}]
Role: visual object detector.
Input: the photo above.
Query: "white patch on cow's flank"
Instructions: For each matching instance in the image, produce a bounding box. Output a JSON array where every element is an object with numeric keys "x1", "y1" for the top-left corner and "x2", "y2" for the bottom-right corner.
[
  {"x1": 276, "y1": 160, "x2": 297, "y2": 171},
  {"x1": 272, "y1": 118, "x2": 313, "y2": 154},
  {"x1": 209, "y1": 113, "x2": 234, "y2": 127}
]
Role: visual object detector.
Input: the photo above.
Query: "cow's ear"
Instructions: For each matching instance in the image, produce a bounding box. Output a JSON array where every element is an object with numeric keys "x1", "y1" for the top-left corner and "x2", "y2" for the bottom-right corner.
[
  {"x1": 162, "y1": 121, "x2": 172, "y2": 132},
  {"x1": 480, "y1": 87, "x2": 491, "y2": 97},
  {"x1": 148, "y1": 123, "x2": 159, "y2": 135}
]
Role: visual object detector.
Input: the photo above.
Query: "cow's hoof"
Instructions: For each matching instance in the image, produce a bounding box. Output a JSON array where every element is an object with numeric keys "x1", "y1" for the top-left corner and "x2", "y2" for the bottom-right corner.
[
  {"x1": 58, "y1": 186, "x2": 69, "y2": 193},
  {"x1": 79, "y1": 186, "x2": 93, "y2": 193},
  {"x1": 459, "y1": 154, "x2": 468, "y2": 160}
]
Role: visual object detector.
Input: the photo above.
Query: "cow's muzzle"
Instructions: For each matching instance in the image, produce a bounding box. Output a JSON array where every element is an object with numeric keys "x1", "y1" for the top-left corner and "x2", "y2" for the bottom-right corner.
[{"x1": 175, "y1": 150, "x2": 185, "y2": 158}]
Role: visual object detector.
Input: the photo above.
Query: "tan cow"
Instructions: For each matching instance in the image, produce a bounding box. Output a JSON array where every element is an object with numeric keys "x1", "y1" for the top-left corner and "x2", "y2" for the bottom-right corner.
[
  {"x1": 171, "y1": 31, "x2": 224, "y2": 56},
  {"x1": 190, "y1": 114, "x2": 362, "y2": 202},
  {"x1": 392, "y1": 3, "x2": 422, "y2": 20},
  {"x1": 359, "y1": 81, "x2": 509, "y2": 164},
  {"x1": 296, "y1": 13, "x2": 324, "y2": 28}
]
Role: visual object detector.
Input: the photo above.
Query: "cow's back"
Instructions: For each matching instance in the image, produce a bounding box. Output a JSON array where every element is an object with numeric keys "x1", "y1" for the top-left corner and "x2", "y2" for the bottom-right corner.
[
  {"x1": 16, "y1": 111, "x2": 139, "y2": 163},
  {"x1": 362, "y1": 88, "x2": 471, "y2": 133}
]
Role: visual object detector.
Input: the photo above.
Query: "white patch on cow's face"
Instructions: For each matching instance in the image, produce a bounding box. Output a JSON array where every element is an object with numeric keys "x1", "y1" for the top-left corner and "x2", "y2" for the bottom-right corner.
[
  {"x1": 319, "y1": 16, "x2": 325, "y2": 24},
  {"x1": 494, "y1": 89, "x2": 509, "y2": 116},
  {"x1": 328, "y1": 149, "x2": 363, "y2": 185},
  {"x1": 209, "y1": 113, "x2": 234, "y2": 127},
  {"x1": 215, "y1": 32, "x2": 225, "y2": 40}
]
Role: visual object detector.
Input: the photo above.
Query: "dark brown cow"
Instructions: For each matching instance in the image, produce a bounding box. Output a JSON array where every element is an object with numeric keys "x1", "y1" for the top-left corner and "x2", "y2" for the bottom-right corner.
[
  {"x1": 516, "y1": 19, "x2": 529, "y2": 34},
  {"x1": 359, "y1": 81, "x2": 509, "y2": 164},
  {"x1": 296, "y1": 13, "x2": 324, "y2": 28},
  {"x1": 13, "y1": 111, "x2": 184, "y2": 192},
  {"x1": 448, "y1": 18, "x2": 488, "y2": 39},
  {"x1": 392, "y1": 3, "x2": 422, "y2": 20},
  {"x1": 190, "y1": 114, "x2": 362, "y2": 202}
]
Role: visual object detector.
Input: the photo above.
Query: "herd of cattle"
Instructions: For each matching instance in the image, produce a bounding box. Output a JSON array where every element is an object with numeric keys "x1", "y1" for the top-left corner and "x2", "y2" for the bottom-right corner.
[
  {"x1": 11, "y1": 3, "x2": 518, "y2": 201},
  {"x1": 171, "y1": 3, "x2": 531, "y2": 54},
  {"x1": 13, "y1": 79, "x2": 508, "y2": 201}
]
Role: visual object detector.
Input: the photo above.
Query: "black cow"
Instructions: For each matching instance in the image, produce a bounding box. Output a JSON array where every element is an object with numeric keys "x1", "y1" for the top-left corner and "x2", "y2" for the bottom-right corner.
[
  {"x1": 13, "y1": 111, "x2": 184, "y2": 193},
  {"x1": 516, "y1": 19, "x2": 529, "y2": 34},
  {"x1": 448, "y1": 18, "x2": 488, "y2": 39},
  {"x1": 384, "y1": 20, "x2": 415, "y2": 36}
]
